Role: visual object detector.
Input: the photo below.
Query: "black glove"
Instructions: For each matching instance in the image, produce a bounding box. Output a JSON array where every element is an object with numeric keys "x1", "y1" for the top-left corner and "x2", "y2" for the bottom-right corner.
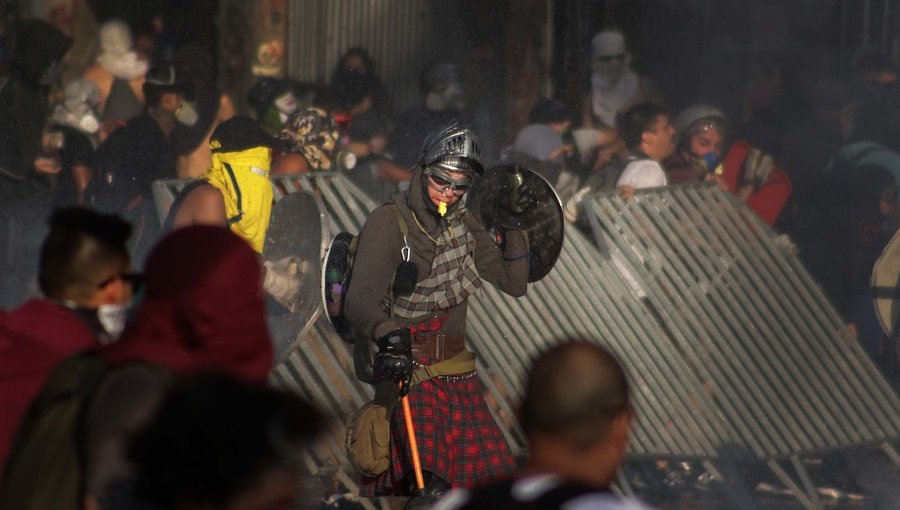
[
  {"x1": 506, "y1": 171, "x2": 537, "y2": 214},
  {"x1": 375, "y1": 328, "x2": 413, "y2": 395}
]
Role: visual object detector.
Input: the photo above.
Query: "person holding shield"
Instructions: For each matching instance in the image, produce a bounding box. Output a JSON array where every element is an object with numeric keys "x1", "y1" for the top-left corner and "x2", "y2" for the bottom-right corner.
[{"x1": 345, "y1": 120, "x2": 530, "y2": 502}]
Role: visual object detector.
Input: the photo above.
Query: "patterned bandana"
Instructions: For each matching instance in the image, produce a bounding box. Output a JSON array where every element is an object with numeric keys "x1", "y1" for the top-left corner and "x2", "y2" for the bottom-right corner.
[
  {"x1": 278, "y1": 107, "x2": 340, "y2": 170},
  {"x1": 386, "y1": 214, "x2": 483, "y2": 320}
]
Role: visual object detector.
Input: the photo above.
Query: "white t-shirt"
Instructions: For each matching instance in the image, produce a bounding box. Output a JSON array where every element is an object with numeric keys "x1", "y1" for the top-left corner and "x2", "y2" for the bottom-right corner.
[
  {"x1": 616, "y1": 158, "x2": 667, "y2": 189},
  {"x1": 432, "y1": 474, "x2": 658, "y2": 510}
]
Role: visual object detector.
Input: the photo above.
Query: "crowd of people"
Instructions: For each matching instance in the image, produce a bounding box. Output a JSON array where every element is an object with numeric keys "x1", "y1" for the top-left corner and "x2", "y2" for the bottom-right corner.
[{"x1": 1, "y1": 5, "x2": 900, "y2": 510}]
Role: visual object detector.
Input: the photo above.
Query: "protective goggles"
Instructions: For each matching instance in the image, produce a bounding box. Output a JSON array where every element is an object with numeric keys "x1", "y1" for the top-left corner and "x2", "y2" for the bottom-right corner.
[{"x1": 424, "y1": 167, "x2": 472, "y2": 196}]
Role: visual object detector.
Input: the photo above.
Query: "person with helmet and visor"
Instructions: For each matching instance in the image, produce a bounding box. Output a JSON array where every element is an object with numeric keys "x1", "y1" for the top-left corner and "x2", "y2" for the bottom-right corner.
[
  {"x1": 666, "y1": 104, "x2": 791, "y2": 226},
  {"x1": 666, "y1": 104, "x2": 729, "y2": 183},
  {"x1": 345, "y1": 121, "x2": 529, "y2": 502}
]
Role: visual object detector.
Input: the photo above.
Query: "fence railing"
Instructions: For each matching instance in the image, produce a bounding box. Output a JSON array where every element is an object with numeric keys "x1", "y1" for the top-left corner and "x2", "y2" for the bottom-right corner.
[{"x1": 154, "y1": 176, "x2": 900, "y2": 508}]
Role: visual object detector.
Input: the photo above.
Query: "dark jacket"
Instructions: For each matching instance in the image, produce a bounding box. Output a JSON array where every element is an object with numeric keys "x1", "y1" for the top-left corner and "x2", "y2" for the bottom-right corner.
[
  {"x1": 89, "y1": 113, "x2": 176, "y2": 213},
  {"x1": 0, "y1": 20, "x2": 72, "y2": 183},
  {"x1": 0, "y1": 299, "x2": 98, "y2": 465}
]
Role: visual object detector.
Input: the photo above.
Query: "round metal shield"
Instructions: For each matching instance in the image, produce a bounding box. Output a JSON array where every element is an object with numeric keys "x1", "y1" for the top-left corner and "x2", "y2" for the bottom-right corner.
[
  {"x1": 467, "y1": 164, "x2": 565, "y2": 282},
  {"x1": 263, "y1": 191, "x2": 327, "y2": 361},
  {"x1": 321, "y1": 232, "x2": 356, "y2": 343},
  {"x1": 873, "y1": 228, "x2": 900, "y2": 339}
]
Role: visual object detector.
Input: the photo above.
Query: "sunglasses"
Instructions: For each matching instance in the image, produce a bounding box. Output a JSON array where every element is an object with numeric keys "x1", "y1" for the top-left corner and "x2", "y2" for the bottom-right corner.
[
  {"x1": 427, "y1": 173, "x2": 470, "y2": 196},
  {"x1": 97, "y1": 272, "x2": 144, "y2": 290}
]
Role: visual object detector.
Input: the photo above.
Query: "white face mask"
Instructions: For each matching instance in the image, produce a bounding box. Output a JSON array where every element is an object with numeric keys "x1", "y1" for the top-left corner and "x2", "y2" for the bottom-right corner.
[
  {"x1": 97, "y1": 303, "x2": 128, "y2": 343},
  {"x1": 175, "y1": 101, "x2": 199, "y2": 126},
  {"x1": 591, "y1": 57, "x2": 627, "y2": 85},
  {"x1": 79, "y1": 112, "x2": 100, "y2": 134},
  {"x1": 426, "y1": 83, "x2": 466, "y2": 112}
]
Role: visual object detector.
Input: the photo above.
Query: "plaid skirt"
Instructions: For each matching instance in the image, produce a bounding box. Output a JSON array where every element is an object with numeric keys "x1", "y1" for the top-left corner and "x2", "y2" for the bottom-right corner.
[{"x1": 359, "y1": 371, "x2": 515, "y2": 496}]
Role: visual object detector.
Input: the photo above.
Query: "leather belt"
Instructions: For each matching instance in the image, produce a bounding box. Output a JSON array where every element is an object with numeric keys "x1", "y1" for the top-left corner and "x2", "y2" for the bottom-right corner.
[{"x1": 411, "y1": 333, "x2": 465, "y2": 361}]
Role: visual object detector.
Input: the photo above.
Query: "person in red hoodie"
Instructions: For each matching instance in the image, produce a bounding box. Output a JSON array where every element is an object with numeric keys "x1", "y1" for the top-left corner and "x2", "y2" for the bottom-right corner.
[
  {"x1": 101, "y1": 225, "x2": 273, "y2": 381},
  {"x1": 1, "y1": 226, "x2": 275, "y2": 509},
  {"x1": 87, "y1": 225, "x2": 274, "y2": 504},
  {"x1": 0, "y1": 208, "x2": 133, "y2": 465}
]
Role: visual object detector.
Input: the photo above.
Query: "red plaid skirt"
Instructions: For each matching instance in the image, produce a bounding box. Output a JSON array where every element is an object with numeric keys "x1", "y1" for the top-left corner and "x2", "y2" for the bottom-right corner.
[{"x1": 358, "y1": 372, "x2": 515, "y2": 496}]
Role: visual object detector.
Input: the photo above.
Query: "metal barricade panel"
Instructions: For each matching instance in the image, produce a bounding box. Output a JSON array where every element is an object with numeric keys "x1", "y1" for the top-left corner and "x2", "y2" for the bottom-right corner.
[
  {"x1": 151, "y1": 175, "x2": 900, "y2": 474},
  {"x1": 468, "y1": 225, "x2": 733, "y2": 458},
  {"x1": 582, "y1": 183, "x2": 900, "y2": 458}
]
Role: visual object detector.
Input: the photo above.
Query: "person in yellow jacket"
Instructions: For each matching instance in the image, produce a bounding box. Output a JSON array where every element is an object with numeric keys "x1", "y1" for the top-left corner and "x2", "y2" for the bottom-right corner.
[
  {"x1": 169, "y1": 116, "x2": 274, "y2": 251},
  {"x1": 167, "y1": 116, "x2": 300, "y2": 307}
]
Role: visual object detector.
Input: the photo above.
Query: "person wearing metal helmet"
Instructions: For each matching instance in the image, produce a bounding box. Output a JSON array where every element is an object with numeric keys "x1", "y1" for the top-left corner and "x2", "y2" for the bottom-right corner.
[
  {"x1": 345, "y1": 121, "x2": 529, "y2": 500},
  {"x1": 666, "y1": 103, "x2": 792, "y2": 226},
  {"x1": 666, "y1": 104, "x2": 729, "y2": 184}
]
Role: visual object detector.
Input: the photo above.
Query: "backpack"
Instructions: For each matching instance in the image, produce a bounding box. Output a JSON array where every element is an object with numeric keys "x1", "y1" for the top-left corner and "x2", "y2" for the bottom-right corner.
[
  {"x1": 0, "y1": 351, "x2": 171, "y2": 510},
  {"x1": 323, "y1": 205, "x2": 414, "y2": 384},
  {"x1": 0, "y1": 352, "x2": 110, "y2": 510}
]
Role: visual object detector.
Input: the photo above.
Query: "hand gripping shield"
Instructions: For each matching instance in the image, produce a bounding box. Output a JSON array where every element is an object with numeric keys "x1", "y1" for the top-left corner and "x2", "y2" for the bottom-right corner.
[{"x1": 467, "y1": 164, "x2": 565, "y2": 282}]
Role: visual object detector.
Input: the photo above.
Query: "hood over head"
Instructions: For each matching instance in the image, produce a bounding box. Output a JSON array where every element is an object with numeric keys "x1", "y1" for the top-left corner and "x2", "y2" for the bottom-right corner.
[
  {"x1": 13, "y1": 19, "x2": 72, "y2": 85},
  {"x1": 102, "y1": 227, "x2": 273, "y2": 383}
]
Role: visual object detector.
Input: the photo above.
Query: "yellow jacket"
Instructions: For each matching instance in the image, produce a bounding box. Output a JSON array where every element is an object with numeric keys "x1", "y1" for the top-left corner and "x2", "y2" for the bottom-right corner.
[{"x1": 203, "y1": 147, "x2": 273, "y2": 253}]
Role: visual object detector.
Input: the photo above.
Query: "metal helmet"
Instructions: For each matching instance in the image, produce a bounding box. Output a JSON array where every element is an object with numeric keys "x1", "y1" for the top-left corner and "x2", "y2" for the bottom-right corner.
[
  {"x1": 674, "y1": 104, "x2": 728, "y2": 146},
  {"x1": 419, "y1": 120, "x2": 484, "y2": 174}
]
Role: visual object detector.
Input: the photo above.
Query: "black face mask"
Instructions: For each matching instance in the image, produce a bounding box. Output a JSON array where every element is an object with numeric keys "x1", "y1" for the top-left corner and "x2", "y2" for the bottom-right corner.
[{"x1": 39, "y1": 62, "x2": 61, "y2": 86}]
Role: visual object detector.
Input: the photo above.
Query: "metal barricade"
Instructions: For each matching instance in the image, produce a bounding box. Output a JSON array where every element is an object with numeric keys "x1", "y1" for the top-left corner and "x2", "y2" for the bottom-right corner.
[
  {"x1": 154, "y1": 176, "x2": 900, "y2": 508},
  {"x1": 578, "y1": 183, "x2": 900, "y2": 509},
  {"x1": 152, "y1": 174, "x2": 377, "y2": 476}
]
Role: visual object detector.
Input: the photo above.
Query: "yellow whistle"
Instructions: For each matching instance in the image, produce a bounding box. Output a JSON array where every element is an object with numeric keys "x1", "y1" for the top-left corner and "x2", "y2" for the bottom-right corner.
[{"x1": 438, "y1": 201, "x2": 448, "y2": 216}]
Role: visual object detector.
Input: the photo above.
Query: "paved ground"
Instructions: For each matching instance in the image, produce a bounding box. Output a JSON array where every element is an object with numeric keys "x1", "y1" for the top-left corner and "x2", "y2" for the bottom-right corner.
[{"x1": 296, "y1": 444, "x2": 900, "y2": 510}]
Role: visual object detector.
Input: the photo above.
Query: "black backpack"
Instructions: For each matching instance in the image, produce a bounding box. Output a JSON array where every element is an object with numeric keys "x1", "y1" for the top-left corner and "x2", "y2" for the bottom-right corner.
[
  {"x1": 0, "y1": 352, "x2": 169, "y2": 510},
  {"x1": 323, "y1": 205, "x2": 415, "y2": 384},
  {"x1": 0, "y1": 352, "x2": 110, "y2": 510}
]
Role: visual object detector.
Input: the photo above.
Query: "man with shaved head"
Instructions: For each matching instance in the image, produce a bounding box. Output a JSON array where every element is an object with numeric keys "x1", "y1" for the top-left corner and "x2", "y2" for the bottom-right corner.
[{"x1": 434, "y1": 339, "x2": 656, "y2": 510}]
